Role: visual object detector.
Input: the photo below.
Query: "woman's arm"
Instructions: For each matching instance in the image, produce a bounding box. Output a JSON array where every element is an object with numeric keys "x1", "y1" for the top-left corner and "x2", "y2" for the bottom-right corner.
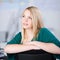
[
  {"x1": 26, "y1": 41, "x2": 60, "y2": 54},
  {"x1": 4, "y1": 44, "x2": 40, "y2": 53},
  {"x1": 35, "y1": 41, "x2": 60, "y2": 54},
  {"x1": 35, "y1": 28, "x2": 60, "y2": 54}
]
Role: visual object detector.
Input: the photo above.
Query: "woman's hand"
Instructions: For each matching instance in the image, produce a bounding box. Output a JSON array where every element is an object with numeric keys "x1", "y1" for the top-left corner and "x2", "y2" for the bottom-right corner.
[
  {"x1": 23, "y1": 41, "x2": 40, "y2": 50},
  {"x1": 24, "y1": 41, "x2": 40, "y2": 46},
  {"x1": 23, "y1": 41, "x2": 40, "y2": 49}
]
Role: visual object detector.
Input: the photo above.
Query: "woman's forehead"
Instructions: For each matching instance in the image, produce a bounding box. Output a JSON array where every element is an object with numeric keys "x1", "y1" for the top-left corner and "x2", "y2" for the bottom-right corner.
[
  {"x1": 24, "y1": 10, "x2": 30, "y2": 14},
  {"x1": 23, "y1": 9, "x2": 32, "y2": 16}
]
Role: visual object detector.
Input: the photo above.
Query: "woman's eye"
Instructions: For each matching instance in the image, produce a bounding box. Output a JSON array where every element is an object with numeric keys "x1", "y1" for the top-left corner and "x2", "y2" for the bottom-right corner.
[
  {"x1": 28, "y1": 17, "x2": 32, "y2": 20},
  {"x1": 22, "y1": 15, "x2": 25, "y2": 18}
]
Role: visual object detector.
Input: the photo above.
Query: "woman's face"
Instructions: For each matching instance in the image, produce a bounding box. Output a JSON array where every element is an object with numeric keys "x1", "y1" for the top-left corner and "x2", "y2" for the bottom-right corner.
[{"x1": 22, "y1": 9, "x2": 33, "y2": 29}]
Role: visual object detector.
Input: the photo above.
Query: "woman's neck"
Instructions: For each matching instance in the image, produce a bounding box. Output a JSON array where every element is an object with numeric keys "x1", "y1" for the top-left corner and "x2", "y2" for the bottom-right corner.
[{"x1": 25, "y1": 29, "x2": 33, "y2": 39}]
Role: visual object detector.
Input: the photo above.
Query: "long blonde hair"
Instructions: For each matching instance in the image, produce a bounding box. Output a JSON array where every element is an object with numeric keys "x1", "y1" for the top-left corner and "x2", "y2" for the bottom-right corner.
[{"x1": 21, "y1": 6, "x2": 44, "y2": 41}]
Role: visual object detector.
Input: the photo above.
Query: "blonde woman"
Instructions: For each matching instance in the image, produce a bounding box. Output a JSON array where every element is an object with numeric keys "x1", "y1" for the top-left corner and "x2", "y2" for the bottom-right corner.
[{"x1": 4, "y1": 6, "x2": 60, "y2": 60}]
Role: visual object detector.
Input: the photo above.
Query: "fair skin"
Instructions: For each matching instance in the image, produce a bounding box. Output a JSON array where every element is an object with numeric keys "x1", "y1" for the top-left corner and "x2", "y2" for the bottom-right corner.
[
  {"x1": 4, "y1": 9, "x2": 60, "y2": 54},
  {"x1": 22, "y1": 9, "x2": 33, "y2": 43}
]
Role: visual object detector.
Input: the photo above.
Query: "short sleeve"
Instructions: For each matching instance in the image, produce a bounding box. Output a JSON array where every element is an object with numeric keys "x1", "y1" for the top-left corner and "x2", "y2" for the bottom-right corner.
[
  {"x1": 7, "y1": 32, "x2": 22, "y2": 44},
  {"x1": 37, "y1": 28, "x2": 60, "y2": 59},
  {"x1": 38, "y1": 28, "x2": 60, "y2": 47}
]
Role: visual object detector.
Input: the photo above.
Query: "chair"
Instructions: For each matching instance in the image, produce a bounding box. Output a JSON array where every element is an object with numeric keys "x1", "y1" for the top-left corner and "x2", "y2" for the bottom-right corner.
[{"x1": 15, "y1": 49, "x2": 56, "y2": 60}]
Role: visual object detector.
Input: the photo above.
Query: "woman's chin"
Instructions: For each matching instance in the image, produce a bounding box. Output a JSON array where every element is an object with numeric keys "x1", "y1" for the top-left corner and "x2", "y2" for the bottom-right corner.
[
  {"x1": 23, "y1": 27, "x2": 32, "y2": 30},
  {"x1": 23, "y1": 27, "x2": 29, "y2": 29}
]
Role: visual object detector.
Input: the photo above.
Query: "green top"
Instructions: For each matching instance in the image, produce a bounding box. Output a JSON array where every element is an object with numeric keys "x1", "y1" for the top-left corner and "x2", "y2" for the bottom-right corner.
[{"x1": 7, "y1": 28, "x2": 60, "y2": 60}]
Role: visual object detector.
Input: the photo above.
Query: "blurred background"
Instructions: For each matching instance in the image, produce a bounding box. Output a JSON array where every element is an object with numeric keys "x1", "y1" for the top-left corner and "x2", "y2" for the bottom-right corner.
[
  {"x1": 0, "y1": 0, "x2": 60, "y2": 42},
  {"x1": 0, "y1": 0, "x2": 60, "y2": 59}
]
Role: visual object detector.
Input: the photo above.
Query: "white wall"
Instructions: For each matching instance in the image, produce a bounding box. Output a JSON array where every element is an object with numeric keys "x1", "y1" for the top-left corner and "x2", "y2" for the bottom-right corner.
[
  {"x1": 42, "y1": 11, "x2": 60, "y2": 40},
  {"x1": 0, "y1": 0, "x2": 60, "y2": 42}
]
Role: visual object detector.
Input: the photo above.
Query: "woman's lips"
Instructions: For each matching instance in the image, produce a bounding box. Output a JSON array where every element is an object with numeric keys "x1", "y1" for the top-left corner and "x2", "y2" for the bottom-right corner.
[{"x1": 23, "y1": 23, "x2": 28, "y2": 26}]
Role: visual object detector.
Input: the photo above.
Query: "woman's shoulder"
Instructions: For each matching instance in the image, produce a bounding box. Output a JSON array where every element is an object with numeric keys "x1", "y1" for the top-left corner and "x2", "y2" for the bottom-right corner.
[
  {"x1": 16, "y1": 32, "x2": 21, "y2": 36},
  {"x1": 7, "y1": 32, "x2": 22, "y2": 44},
  {"x1": 38, "y1": 27, "x2": 53, "y2": 39},
  {"x1": 39, "y1": 27, "x2": 50, "y2": 33},
  {"x1": 17, "y1": 32, "x2": 21, "y2": 35},
  {"x1": 40, "y1": 27, "x2": 49, "y2": 30}
]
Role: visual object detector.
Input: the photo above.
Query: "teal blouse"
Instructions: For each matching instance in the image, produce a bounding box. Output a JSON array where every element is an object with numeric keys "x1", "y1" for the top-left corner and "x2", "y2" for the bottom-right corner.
[{"x1": 7, "y1": 28, "x2": 60, "y2": 60}]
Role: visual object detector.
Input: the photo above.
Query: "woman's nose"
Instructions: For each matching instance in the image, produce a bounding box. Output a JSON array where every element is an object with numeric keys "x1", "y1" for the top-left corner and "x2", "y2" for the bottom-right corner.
[{"x1": 25, "y1": 18, "x2": 28, "y2": 22}]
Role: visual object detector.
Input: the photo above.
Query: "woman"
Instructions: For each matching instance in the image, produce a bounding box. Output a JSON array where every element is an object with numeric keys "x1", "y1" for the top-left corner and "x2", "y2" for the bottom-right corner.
[{"x1": 4, "y1": 6, "x2": 60, "y2": 60}]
